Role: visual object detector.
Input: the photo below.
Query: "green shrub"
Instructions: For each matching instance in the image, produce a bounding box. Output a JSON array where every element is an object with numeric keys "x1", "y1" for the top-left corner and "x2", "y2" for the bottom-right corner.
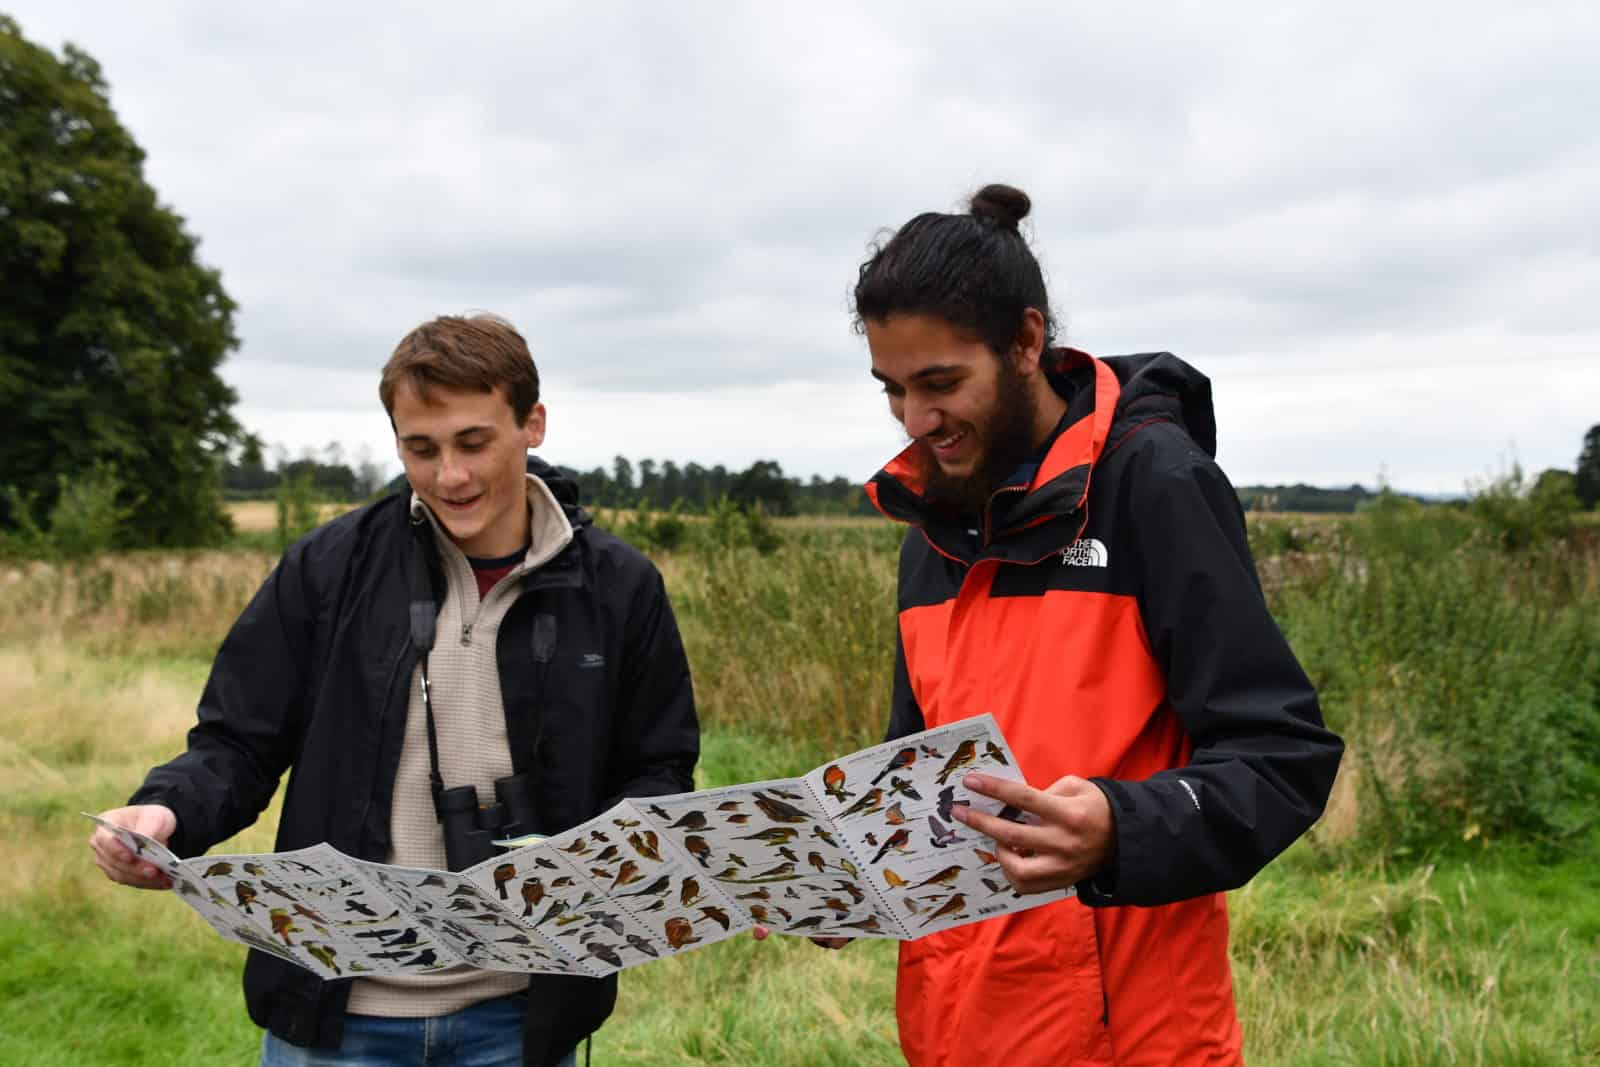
[
  {"x1": 648, "y1": 509, "x2": 690, "y2": 551},
  {"x1": 0, "y1": 487, "x2": 50, "y2": 559},
  {"x1": 618, "y1": 502, "x2": 691, "y2": 553},
  {"x1": 1348, "y1": 490, "x2": 1475, "y2": 561},
  {"x1": 274, "y1": 471, "x2": 321, "y2": 552},
  {"x1": 610, "y1": 499, "x2": 782, "y2": 557},
  {"x1": 1276, "y1": 499, "x2": 1600, "y2": 856},
  {"x1": 701, "y1": 497, "x2": 782, "y2": 555},
  {"x1": 0, "y1": 463, "x2": 136, "y2": 560},
  {"x1": 46, "y1": 462, "x2": 138, "y2": 559},
  {"x1": 1467, "y1": 464, "x2": 1580, "y2": 550}
]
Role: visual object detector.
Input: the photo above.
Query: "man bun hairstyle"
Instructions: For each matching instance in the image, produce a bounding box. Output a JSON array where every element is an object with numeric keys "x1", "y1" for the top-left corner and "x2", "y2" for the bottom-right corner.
[
  {"x1": 380, "y1": 312, "x2": 540, "y2": 425},
  {"x1": 968, "y1": 183, "x2": 1031, "y2": 231},
  {"x1": 853, "y1": 182, "x2": 1054, "y2": 358}
]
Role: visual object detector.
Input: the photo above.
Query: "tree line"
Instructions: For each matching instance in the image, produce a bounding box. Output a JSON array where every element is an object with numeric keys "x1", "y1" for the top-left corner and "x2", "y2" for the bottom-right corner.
[
  {"x1": 561, "y1": 458, "x2": 872, "y2": 516},
  {"x1": 222, "y1": 447, "x2": 877, "y2": 517},
  {"x1": 233, "y1": 447, "x2": 1600, "y2": 520},
  {"x1": 220, "y1": 435, "x2": 390, "y2": 502},
  {"x1": 4, "y1": 18, "x2": 1599, "y2": 558}
]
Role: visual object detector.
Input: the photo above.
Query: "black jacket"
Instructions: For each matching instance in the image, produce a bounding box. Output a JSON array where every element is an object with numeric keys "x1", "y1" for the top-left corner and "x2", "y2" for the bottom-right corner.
[
  {"x1": 130, "y1": 458, "x2": 698, "y2": 1065},
  {"x1": 870, "y1": 350, "x2": 1343, "y2": 908}
]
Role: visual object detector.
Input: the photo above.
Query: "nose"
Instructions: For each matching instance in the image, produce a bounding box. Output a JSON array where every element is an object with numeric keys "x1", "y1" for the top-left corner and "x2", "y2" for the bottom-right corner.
[
  {"x1": 902, "y1": 396, "x2": 943, "y2": 440},
  {"x1": 438, "y1": 450, "x2": 469, "y2": 488}
]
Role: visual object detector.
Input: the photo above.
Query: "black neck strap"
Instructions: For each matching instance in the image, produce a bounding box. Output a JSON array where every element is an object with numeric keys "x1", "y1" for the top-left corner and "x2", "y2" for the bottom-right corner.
[
  {"x1": 405, "y1": 512, "x2": 448, "y2": 813},
  {"x1": 405, "y1": 508, "x2": 556, "y2": 812}
]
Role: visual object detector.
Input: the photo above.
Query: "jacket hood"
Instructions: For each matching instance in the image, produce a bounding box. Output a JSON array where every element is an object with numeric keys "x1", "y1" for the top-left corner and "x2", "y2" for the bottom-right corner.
[
  {"x1": 527, "y1": 453, "x2": 593, "y2": 530},
  {"x1": 1090, "y1": 351, "x2": 1216, "y2": 459}
]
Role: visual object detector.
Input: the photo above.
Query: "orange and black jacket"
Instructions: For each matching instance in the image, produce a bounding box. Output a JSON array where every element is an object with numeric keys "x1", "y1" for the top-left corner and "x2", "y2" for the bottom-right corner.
[{"x1": 867, "y1": 349, "x2": 1342, "y2": 1065}]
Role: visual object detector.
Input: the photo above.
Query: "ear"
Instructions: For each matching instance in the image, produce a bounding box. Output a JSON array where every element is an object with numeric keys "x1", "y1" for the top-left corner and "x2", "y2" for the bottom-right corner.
[
  {"x1": 1009, "y1": 308, "x2": 1048, "y2": 377},
  {"x1": 522, "y1": 403, "x2": 547, "y2": 449}
]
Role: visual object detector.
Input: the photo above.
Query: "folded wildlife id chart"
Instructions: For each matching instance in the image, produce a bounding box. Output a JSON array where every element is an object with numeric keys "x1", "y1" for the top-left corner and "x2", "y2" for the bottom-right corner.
[{"x1": 87, "y1": 713, "x2": 1071, "y2": 980}]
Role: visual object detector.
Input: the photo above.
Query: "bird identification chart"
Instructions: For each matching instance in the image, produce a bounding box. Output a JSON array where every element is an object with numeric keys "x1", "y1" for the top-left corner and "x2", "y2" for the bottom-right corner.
[{"x1": 87, "y1": 714, "x2": 1070, "y2": 979}]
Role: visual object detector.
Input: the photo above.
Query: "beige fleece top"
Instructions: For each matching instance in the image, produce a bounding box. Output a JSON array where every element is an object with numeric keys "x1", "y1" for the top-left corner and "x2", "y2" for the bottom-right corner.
[{"x1": 347, "y1": 474, "x2": 573, "y2": 1017}]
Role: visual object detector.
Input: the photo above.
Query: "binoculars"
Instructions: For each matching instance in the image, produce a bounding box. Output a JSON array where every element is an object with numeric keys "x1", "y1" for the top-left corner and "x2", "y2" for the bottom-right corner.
[{"x1": 435, "y1": 772, "x2": 537, "y2": 872}]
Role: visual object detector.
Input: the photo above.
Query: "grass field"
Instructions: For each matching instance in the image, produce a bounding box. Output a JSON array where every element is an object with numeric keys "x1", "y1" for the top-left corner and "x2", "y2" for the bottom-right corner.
[
  {"x1": 1, "y1": 506, "x2": 1596, "y2": 1064},
  {"x1": 224, "y1": 500, "x2": 353, "y2": 533}
]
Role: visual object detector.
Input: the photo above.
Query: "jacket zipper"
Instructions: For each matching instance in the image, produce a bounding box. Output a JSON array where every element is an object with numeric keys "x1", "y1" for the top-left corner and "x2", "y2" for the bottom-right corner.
[
  {"x1": 461, "y1": 563, "x2": 525, "y2": 646},
  {"x1": 458, "y1": 556, "x2": 479, "y2": 645},
  {"x1": 982, "y1": 484, "x2": 1028, "y2": 545}
]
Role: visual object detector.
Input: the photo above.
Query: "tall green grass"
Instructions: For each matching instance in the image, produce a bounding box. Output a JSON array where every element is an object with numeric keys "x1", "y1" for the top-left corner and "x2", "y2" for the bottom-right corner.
[
  {"x1": 4, "y1": 502, "x2": 1595, "y2": 853},
  {"x1": 663, "y1": 540, "x2": 898, "y2": 760},
  {"x1": 1229, "y1": 848, "x2": 1600, "y2": 1066},
  {"x1": 1, "y1": 505, "x2": 1596, "y2": 1064},
  {"x1": 1269, "y1": 498, "x2": 1600, "y2": 853}
]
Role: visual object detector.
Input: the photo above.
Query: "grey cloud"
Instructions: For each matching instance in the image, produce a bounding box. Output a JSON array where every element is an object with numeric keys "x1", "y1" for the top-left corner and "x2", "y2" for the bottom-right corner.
[{"x1": 9, "y1": 1, "x2": 1599, "y2": 487}]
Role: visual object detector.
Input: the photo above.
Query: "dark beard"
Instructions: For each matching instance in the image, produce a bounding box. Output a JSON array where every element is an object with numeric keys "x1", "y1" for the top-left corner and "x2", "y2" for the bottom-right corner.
[{"x1": 925, "y1": 357, "x2": 1040, "y2": 518}]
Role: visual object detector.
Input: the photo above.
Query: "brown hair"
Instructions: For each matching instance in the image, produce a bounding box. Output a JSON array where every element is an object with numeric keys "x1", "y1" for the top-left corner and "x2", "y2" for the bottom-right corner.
[{"x1": 379, "y1": 313, "x2": 540, "y2": 424}]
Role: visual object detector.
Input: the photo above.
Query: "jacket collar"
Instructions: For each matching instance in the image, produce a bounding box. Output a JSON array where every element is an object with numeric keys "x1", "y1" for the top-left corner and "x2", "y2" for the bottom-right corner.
[
  {"x1": 865, "y1": 348, "x2": 1121, "y2": 556},
  {"x1": 406, "y1": 475, "x2": 587, "y2": 611},
  {"x1": 409, "y1": 475, "x2": 576, "y2": 594}
]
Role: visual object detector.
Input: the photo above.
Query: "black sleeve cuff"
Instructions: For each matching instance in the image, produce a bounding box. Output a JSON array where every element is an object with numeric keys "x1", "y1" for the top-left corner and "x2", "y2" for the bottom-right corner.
[{"x1": 1074, "y1": 777, "x2": 1124, "y2": 906}]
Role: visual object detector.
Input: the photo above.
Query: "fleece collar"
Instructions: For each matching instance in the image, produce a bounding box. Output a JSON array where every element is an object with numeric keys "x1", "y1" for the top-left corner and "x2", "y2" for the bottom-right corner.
[{"x1": 409, "y1": 473, "x2": 575, "y2": 579}]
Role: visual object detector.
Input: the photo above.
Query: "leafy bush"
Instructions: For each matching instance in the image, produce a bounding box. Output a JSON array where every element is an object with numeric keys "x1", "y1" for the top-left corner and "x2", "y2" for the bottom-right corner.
[
  {"x1": 618, "y1": 502, "x2": 691, "y2": 553},
  {"x1": 700, "y1": 497, "x2": 781, "y2": 555},
  {"x1": 0, "y1": 488, "x2": 49, "y2": 559},
  {"x1": 0, "y1": 463, "x2": 136, "y2": 560},
  {"x1": 46, "y1": 462, "x2": 139, "y2": 559},
  {"x1": 1276, "y1": 493, "x2": 1600, "y2": 856},
  {"x1": 613, "y1": 498, "x2": 784, "y2": 557},
  {"x1": 1466, "y1": 463, "x2": 1580, "y2": 550},
  {"x1": 274, "y1": 471, "x2": 321, "y2": 551},
  {"x1": 1348, "y1": 490, "x2": 1476, "y2": 560}
]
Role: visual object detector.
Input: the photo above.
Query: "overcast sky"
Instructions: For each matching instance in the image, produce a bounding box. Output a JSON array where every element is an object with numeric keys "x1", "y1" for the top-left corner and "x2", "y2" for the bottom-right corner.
[{"x1": 12, "y1": 2, "x2": 1599, "y2": 493}]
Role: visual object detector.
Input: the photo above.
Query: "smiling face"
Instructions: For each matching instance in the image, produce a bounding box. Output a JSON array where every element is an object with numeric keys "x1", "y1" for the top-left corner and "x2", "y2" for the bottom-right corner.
[
  {"x1": 392, "y1": 381, "x2": 545, "y2": 558},
  {"x1": 867, "y1": 310, "x2": 1061, "y2": 507}
]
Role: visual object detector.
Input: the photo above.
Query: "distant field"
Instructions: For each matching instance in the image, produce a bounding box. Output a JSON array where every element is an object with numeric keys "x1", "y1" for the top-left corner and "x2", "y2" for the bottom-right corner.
[
  {"x1": 226, "y1": 500, "x2": 353, "y2": 532},
  {"x1": 230, "y1": 499, "x2": 885, "y2": 536}
]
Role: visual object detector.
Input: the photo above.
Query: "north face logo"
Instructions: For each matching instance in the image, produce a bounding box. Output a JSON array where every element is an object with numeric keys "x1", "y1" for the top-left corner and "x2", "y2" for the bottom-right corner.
[
  {"x1": 1060, "y1": 538, "x2": 1108, "y2": 568},
  {"x1": 578, "y1": 653, "x2": 606, "y2": 669}
]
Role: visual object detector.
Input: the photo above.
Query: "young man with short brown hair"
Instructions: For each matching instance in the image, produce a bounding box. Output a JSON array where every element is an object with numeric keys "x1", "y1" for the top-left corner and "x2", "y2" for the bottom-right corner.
[{"x1": 90, "y1": 313, "x2": 698, "y2": 1067}]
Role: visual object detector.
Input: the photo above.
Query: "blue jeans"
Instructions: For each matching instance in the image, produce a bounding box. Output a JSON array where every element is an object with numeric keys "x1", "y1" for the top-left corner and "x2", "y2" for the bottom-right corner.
[{"x1": 258, "y1": 993, "x2": 577, "y2": 1067}]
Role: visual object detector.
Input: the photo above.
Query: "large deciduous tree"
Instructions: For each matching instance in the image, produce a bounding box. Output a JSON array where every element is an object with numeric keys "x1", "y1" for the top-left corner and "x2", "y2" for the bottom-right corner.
[
  {"x1": 1577, "y1": 423, "x2": 1600, "y2": 510},
  {"x1": 1, "y1": 16, "x2": 239, "y2": 546}
]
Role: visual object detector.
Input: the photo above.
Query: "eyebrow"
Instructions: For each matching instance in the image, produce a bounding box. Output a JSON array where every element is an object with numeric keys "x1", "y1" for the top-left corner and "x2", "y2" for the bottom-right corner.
[
  {"x1": 870, "y1": 364, "x2": 968, "y2": 385},
  {"x1": 399, "y1": 425, "x2": 496, "y2": 445}
]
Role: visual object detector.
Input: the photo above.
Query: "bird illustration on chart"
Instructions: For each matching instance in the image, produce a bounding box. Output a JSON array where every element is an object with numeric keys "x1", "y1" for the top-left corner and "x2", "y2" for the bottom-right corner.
[
  {"x1": 870, "y1": 747, "x2": 917, "y2": 786},
  {"x1": 935, "y1": 740, "x2": 978, "y2": 785}
]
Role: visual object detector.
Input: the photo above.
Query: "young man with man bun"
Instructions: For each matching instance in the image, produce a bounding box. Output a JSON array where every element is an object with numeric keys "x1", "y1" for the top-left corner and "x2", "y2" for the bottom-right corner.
[{"x1": 851, "y1": 185, "x2": 1343, "y2": 1065}]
